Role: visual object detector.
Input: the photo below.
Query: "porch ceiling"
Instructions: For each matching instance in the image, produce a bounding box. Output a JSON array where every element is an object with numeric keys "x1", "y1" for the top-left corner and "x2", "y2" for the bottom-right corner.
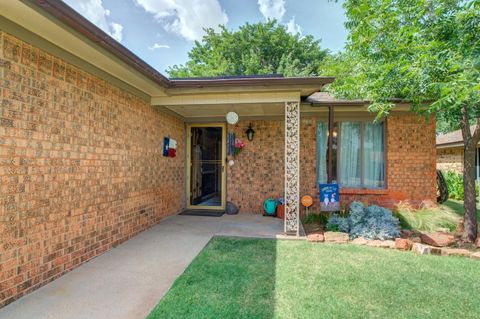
[
  {"x1": 154, "y1": 90, "x2": 302, "y2": 121},
  {"x1": 163, "y1": 102, "x2": 286, "y2": 121},
  {"x1": 160, "y1": 102, "x2": 406, "y2": 121}
]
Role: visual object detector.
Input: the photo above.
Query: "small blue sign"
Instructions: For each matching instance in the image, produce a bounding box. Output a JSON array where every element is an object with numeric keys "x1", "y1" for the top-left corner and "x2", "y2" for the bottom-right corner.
[{"x1": 319, "y1": 183, "x2": 339, "y2": 211}]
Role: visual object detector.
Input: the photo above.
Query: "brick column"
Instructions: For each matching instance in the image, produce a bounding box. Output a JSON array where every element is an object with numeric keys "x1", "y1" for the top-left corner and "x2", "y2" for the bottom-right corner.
[{"x1": 285, "y1": 101, "x2": 300, "y2": 235}]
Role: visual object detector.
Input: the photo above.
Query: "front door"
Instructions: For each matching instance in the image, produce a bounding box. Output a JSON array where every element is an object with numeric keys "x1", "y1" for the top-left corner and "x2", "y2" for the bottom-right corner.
[{"x1": 187, "y1": 124, "x2": 226, "y2": 210}]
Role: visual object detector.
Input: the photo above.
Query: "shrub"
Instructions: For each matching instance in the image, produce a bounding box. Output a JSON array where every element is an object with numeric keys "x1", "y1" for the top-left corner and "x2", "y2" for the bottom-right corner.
[
  {"x1": 444, "y1": 171, "x2": 464, "y2": 200},
  {"x1": 304, "y1": 213, "x2": 329, "y2": 225},
  {"x1": 327, "y1": 201, "x2": 401, "y2": 240},
  {"x1": 326, "y1": 214, "x2": 349, "y2": 232},
  {"x1": 304, "y1": 214, "x2": 320, "y2": 224},
  {"x1": 443, "y1": 171, "x2": 479, "y2": 200}
]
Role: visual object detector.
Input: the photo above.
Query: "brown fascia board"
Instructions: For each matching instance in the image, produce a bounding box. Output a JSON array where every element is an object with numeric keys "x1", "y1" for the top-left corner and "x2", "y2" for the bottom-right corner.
[
  {"x1": 29, "y1": 0, "x2": 171, "y2": 88},
  {"x1": 303, "y1": 97, "x2": 411, "y2": 107},
  {"x1": 303, "y1": 100, "x2": 368, "y2": 107},
  {"x1": 168, "y1": 76, "x2": 335, "y2": 88}
]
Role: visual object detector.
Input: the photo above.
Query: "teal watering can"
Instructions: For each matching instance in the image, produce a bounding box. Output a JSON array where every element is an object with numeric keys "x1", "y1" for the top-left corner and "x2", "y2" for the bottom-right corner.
[{"x1": 263, "y1": 198, "x2": 277, "y2": 216}]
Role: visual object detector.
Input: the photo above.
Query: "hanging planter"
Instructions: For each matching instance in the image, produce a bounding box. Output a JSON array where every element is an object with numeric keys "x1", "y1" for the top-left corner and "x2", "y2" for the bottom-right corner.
[{"x1": 234, "y1": 138, "x2": 245, "y2": 156}]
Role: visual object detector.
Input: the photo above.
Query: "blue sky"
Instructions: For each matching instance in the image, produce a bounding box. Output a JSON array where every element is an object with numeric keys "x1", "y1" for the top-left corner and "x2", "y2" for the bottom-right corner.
[{"x1": 63, "y1": 0, "x2": 347, "y2": 76}]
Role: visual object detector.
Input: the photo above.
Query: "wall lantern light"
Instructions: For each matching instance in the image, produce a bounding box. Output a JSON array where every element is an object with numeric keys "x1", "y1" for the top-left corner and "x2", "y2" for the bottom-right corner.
[{"x1": 245, "y1": 123, "x2": 255, "y2": 141}]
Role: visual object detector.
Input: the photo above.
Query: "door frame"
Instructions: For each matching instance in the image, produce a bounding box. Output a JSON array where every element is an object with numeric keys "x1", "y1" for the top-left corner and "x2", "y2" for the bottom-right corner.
[{"x1": 186, "y1": 123, "x2": 226, "y2": 210}]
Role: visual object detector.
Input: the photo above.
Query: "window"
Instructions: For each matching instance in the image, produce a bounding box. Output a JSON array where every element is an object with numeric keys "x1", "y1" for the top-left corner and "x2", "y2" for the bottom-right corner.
[{"x1": 317, "y1": 121, "x2": 385, "y2": 188}]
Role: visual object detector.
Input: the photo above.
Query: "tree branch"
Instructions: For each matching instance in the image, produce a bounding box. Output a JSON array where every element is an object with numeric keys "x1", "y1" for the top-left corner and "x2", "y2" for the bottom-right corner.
[{"x1": 460, "y1": 104, "x2": 472, "y2": 142}]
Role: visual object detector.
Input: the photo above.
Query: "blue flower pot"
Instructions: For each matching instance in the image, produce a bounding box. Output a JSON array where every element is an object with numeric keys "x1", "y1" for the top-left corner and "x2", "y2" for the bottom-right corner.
[{"x1": 263, "y1": 198, "x2": 277, "y2": 216}]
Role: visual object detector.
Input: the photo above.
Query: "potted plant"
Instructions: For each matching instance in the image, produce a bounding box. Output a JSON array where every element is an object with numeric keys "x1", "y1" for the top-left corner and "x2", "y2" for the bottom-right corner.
[{"x1": 276, "y1": 197, "x2": 285, "y2": 219}]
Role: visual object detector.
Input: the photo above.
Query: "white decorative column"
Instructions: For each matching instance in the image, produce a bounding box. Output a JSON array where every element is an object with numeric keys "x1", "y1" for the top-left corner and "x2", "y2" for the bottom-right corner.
[{"x1": 284, "y1": 101, "x2": 300, "y2": 236}]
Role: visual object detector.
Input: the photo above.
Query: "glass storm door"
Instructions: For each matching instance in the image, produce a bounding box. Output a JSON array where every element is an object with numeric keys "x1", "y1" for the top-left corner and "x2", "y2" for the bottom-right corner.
[{"x1": 187, "y1": 124, "x2": 226, "y2": 210}]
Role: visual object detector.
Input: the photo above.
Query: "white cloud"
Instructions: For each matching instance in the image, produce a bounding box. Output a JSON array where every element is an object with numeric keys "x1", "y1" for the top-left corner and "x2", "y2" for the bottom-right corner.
[
  {"x1": 134, "y1": 0, "x2": 228, "y2": 41},
  {"x1": 257, "y1": 1, "x2": 303, "y2": 37},
  {"x1": 286, "y1": 16, "x2": 302, "y2": 35},
  {"x1": 109, "y1": 22, "x2": 123, "y2": 42},
  {"x1": 257, "y1": 0, "x2": 286, "y2": 21},
  {"x1": 148, "y1": 43, "x2": 171, "y2": 50},
  {"x1": 63, "y1": 0, "x2": 124, "y2": 42}
]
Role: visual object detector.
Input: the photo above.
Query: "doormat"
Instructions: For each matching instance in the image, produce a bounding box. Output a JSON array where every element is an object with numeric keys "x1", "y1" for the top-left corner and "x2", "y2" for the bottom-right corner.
[{"x1": 179, "y1": 209, "x2": 225, "y2": 217}]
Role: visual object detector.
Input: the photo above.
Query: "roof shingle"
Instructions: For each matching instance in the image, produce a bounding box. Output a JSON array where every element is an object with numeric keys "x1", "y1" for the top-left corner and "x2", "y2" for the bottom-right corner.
[{"x1": 436, "y1": 126, "x2": 478, "y2": 146}]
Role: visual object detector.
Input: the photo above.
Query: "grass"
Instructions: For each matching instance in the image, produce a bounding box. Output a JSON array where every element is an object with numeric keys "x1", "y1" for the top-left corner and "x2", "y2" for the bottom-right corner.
[
  {"x1": 442, "y1": 199, "x2": 480, "y2": 220},
  {"x1": 147, "y1": 237, "x2": 480, "y2": 319},
  {"x1": 395, "y1": 202, "x2": 461, "y2": 232}
]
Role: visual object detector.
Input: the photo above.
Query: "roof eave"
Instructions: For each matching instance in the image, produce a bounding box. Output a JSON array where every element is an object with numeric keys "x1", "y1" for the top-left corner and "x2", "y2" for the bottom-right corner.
[
  {"x1": 29, "y1": 0, "x2": 171, "y2": 88},
  {"x1": 169, "y1": 77, "x2": 335, "y2": 88},
  {"x1": 436, "y1": 142, "x2": 464, "y2": 149}
]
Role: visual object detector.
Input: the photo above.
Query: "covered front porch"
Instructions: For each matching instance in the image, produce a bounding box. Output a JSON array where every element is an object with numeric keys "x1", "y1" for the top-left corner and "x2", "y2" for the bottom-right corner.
[{"x1": 154, "y1": 76, "x2": 335, "y2": 236}]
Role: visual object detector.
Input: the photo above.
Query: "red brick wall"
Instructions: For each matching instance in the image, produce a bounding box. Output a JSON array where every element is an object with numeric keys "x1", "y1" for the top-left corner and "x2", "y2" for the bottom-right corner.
[
  {"x1": 226, "y1": 118, "x2": 319, "y2": 214},
  {"x1": 0, "y1": 32, "x2": 185, "y2": 307},
  {"x1": 226, "y1": 115, "x2": 436, "y2": 213},
  {"x1": 226, "y1": 121, "x2": 284, "y2": 213},
  {"x1": 386, "y1": 114, "x2": 437, "y2": 205},
  {"x1": 299, "y1": 118, "x2": 319, "y2": 212}
]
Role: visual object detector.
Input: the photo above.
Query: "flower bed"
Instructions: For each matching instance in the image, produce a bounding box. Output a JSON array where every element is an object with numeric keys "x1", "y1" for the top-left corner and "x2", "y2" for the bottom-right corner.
[{"x1": 304, "y1": 201, "x2": 480, "y2": 260}]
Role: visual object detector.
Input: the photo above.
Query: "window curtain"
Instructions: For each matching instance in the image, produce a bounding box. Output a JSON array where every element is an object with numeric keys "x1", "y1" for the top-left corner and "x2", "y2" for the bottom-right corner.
[
  {"x1": 364, "y1": 123, "x2": 385, "y2": 188},
  {"x1": 316, "y1": 122, "x2": 328, "y2": 184},
  {"x1": 339, "y1": 122, "x2": 361, "y2": 187}
]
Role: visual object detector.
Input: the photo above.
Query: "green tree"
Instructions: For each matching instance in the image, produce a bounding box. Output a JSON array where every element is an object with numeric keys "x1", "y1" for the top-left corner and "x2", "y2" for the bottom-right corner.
[
  {"x1": 323, "y1": 0, "x2": 480, "y2": 242},
  {"x1": 167, "y1": 20, "x2": 328, "y2": 78},
  {"x1": 436, "y1": 118, "x2": 459, "y2": 134}
]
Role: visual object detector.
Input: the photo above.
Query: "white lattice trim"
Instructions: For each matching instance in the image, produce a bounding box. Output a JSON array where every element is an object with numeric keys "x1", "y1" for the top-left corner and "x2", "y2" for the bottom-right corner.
[{"x1": 284, "y1": 101, "x2": 300, "y2": 235}]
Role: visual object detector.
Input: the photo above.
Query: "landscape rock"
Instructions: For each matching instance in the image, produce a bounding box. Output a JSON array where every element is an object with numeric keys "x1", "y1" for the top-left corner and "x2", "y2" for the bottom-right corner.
[
  {"x1": 351, "y1": 237, "x2": 368, "y2": 245},
  {"x1": 324, "y1": 232, "x2": 349, "y2": 244},
  {"x1": 412, "y1": 243, "x2": 441, "y2": 255},
  {"x1": 381, "y1": 240, "x2": 396, "y2": 249},
  {"x1": 470, "y1": 252, "x2": 480, "y2": 260},
  {"x1": 307, "y1": 232, "x2": 325, "y2": 243},
  {"x1": 366, "y1": 240, "x2": 395, "y2": 249},
  {"x1": 420, "y1": 232, "x2": 455, "y2": 247},
  {"x1": 395, "y1": 238, "x2": 413, "y2": 251},
  {"x1": 400, "y1": 229, "x2": 413, "y2": 239},
  {"x1": 366, "y1": 240, "x2": 383, "y2": 248},
  {"x1": 410, "y1": 236, "x2": 422, "y2": 243},
  {"x1": 441, "y1": 248, "x2": 471, "y2": 257}
]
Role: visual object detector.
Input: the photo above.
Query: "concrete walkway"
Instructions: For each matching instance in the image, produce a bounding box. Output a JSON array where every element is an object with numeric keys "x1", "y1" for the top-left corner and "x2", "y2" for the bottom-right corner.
[{"x1": 0, "y1": 214, "x2": 284, "y2": 319}]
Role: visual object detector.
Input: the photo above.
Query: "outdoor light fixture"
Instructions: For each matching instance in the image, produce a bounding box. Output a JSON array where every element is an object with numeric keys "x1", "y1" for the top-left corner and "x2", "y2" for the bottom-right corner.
[
  {"x1": 226, "y1": 111, "x2": 239, "y2": 125},
  {"x1": 245, "y1": 123, "x2": 255, "y2": 141}
]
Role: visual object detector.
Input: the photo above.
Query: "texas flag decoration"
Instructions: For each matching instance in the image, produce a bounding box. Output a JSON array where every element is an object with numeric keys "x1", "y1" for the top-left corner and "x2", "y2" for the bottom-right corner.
[{"x1": 163, "y1": 137, "x2": 177, "y2": 158}]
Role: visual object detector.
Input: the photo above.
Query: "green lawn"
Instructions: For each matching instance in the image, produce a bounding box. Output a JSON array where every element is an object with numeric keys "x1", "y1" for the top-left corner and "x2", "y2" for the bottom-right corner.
[
  {"x1": 443, "y1": 199, "x2": 480, "y2": 220},
  {"x1": 147, "y1": 237, "x2": 480, "y2": 319}
]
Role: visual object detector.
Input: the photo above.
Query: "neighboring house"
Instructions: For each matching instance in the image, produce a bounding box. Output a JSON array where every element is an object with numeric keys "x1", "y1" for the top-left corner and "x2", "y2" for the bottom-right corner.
[
  {"x1": 0, "y1": 0, "x2": 436, "y2": 307},
  {"x1": 436, "y1": 127, "x2": 480, "y2": 175}
]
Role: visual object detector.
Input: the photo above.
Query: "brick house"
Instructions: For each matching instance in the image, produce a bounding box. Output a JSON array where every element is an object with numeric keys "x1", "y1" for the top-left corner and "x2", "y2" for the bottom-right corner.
[
  {"x1": 437, "y1": 127, "x2": 480, "y2": 176},
  {"x1": 0, "y1": 0, "x2": 436, "y2": 307}
]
